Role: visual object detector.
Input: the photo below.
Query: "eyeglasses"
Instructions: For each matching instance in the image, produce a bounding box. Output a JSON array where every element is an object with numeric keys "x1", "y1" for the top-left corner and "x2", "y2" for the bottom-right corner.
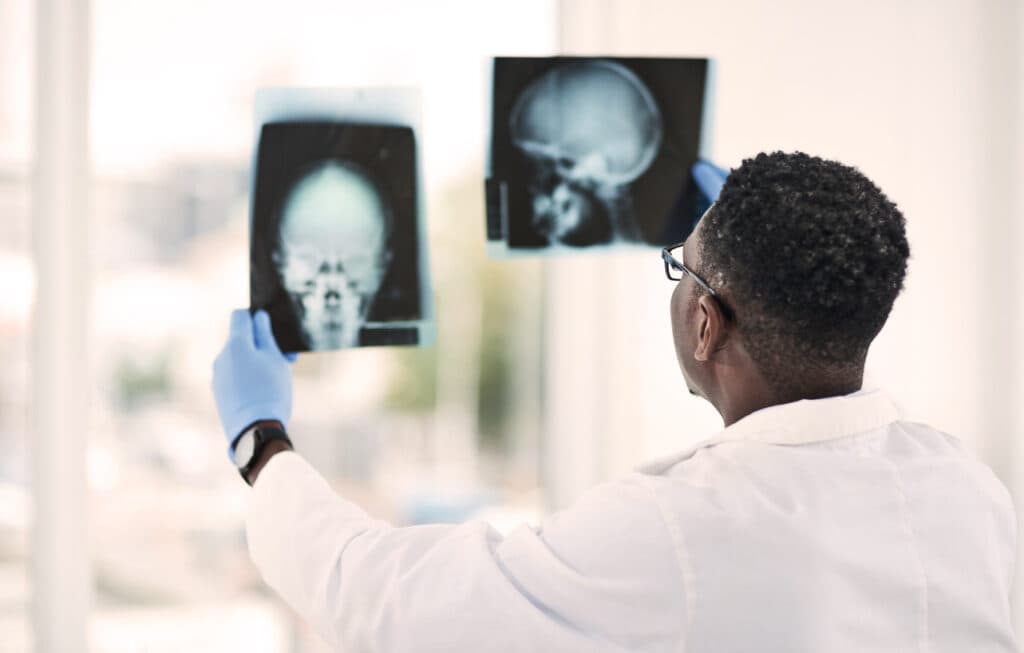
[
  {"x1": 661, "y1": 241, "x2": 718, "y2": 295},
  {"x1": 661, "y1": 241, "x2": 736, "y2": 320}
]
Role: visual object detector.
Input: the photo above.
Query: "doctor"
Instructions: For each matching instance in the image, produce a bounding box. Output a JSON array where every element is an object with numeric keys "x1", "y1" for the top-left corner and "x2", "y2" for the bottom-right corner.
[{"x1": 213, "y1": 152, "x2": 1016, "y2": 652}]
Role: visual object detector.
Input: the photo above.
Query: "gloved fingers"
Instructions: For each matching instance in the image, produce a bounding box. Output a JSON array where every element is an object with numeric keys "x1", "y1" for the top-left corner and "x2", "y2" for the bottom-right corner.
[
  {"x1": 229, "y1": 309, "x2": 254, "y2": 347},
  {"x1": 692, "y1": 160, "x2": 729, "y2": 202},
  {"x1": 253, "y1": 309, "x2": 283, "y2": 355},
  {"x1": 284, "y1": 352, "x2": 298, "y2": 363}
]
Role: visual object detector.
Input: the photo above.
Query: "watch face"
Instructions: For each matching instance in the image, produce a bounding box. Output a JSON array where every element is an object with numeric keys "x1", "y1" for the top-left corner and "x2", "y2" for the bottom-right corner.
[{"x1": 234, "y1": 432, "x2": 256, "y2": 468}]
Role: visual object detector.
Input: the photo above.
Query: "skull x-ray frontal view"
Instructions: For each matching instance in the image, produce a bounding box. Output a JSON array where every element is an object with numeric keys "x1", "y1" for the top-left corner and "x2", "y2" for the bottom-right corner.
[
  {"x1": 251, "y1": 122, "x2": 424, "y2": 352},
  {"x1": 486, "y1": 57, "x2": 709, "y2": 254}
]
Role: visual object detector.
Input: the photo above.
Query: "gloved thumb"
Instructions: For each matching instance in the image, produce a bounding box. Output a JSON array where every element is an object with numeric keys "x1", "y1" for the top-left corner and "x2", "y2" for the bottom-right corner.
[{"x1": 253, "y1": 310, "x2": 283, "y2": 355}]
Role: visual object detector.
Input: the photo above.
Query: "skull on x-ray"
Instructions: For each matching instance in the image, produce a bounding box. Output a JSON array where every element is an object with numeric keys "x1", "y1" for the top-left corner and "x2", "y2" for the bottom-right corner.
[
  {"x1": 274, "y1": 161, "x2": 391, "y2": 349},
  {"x1": 509, "y1": 60, "x2": 663, "y2": 246}
]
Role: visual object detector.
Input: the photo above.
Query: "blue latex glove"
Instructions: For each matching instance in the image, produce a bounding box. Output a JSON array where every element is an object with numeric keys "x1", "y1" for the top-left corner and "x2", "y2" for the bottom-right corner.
[
  {"x1": 212, "y1": 309, "x2": 293, "y2": 460},
  {"x1": 692, "y1": 160, "x2": 730, "y2": 213}
]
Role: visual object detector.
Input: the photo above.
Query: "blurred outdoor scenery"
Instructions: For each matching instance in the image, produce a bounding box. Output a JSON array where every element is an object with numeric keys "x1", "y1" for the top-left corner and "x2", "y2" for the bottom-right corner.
[{"x1": 1, "y1": 1, "x2": 558, "y2": 650}]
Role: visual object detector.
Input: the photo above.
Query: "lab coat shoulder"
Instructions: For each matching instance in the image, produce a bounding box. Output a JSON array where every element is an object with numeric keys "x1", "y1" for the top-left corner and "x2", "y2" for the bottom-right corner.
[
  {"x1": 892, "y1": 420, "x2": 1018, "y2": 586},
  {"x1": 247, "y1": 453, "x2": 687, "y2": 653},
  {"x1": 888, "y1": 422, "x2": 1016, "y2": 535}
]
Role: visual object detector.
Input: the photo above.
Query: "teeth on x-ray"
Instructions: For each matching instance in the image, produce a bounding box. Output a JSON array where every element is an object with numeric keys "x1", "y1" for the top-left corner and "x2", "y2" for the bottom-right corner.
[
  {"x1": 250, "y1": 122, "x2": 424, "y2": 353},
  {"x1": 486, "y1": 57, "x2": 709, "y2": 255}
]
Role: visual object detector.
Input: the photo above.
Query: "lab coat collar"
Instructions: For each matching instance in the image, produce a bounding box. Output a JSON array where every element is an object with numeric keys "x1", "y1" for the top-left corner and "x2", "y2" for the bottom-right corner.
[{"x1": 636, "y1": 388, "x2": 900, "y2": 476}]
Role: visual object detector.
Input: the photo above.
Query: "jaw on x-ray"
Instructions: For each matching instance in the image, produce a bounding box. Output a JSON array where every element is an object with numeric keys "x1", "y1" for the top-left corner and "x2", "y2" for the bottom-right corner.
[
  {"x1": 509, "y1": 60, "x2": 663, "y2": 246},
  {"x1": 275, "y1": 161, "x2": 391, "y2": 350}
]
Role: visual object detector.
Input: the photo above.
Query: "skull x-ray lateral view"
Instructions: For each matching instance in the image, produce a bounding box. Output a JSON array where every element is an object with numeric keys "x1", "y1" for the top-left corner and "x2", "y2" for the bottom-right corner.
[
  {"x1": 251, "y1": 122, "x2": 426, "y2": 352},
  {"x1": 486, "y1": 57, "x2": 710, "y2": 255}
]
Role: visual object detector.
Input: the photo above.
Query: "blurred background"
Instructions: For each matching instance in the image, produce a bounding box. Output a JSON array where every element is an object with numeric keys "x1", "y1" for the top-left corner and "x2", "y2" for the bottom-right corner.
[{"x1": 1, "y1": 0, "x2": 1021, "y2": 651}]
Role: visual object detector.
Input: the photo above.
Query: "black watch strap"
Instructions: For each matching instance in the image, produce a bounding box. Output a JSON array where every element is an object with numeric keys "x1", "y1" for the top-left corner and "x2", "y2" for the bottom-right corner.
[{"x1": 238, "y1": 425, "x2": 292, "y2": 484}]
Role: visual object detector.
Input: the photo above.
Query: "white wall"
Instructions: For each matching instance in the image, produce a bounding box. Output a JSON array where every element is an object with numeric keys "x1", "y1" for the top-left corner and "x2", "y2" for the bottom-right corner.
[{"x1": 550, "y1": 0, "x2": 1023, "y2": 629}]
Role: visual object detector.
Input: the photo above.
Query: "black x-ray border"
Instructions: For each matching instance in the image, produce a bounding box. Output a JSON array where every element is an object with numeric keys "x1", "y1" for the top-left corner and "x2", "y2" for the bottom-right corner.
[{"x1": 250, "y1": 121, "x2": 422, "y2": 352}]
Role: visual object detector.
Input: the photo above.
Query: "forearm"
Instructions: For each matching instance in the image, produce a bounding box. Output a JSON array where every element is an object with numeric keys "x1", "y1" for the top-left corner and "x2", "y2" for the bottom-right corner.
[
  {"x1": 246, "y1": 454, "x2": 492, "y2": 650},
  {"x1": 245, "y1": 451, "x2": 382, "y2": 647}
]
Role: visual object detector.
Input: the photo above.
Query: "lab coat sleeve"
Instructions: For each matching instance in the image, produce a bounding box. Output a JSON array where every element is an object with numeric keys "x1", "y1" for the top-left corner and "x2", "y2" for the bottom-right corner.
[{"x1": 246, "y1": 452, "x2": 687, "y2": 652}]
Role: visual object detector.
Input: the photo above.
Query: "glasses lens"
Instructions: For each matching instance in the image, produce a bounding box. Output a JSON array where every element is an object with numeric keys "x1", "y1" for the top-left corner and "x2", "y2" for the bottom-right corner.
[
  {"x1": 664, "y1": 245, "x2": 685, "y2": 281},
  {"x1": 672, "y1": 245, "x2": 687, "y2": 280}
]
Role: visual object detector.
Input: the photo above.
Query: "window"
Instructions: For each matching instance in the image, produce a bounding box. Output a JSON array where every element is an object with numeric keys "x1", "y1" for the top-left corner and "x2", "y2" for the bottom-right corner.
[{"x1": 87, "y1": 1, "x2": 556, "y2": 650}]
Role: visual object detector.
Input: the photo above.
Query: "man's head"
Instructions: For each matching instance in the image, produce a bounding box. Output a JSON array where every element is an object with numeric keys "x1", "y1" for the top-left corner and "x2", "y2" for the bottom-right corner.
[
  {"x1": 274, "y1": 161, "x2": 392, "y2": 350},
  {"x1": 670, "y1": 151, "x2": 910, "y2": 419}
]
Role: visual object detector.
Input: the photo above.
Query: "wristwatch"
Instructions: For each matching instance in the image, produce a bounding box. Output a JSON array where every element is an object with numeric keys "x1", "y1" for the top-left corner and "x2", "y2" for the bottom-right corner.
[{"x1": 232, "y1": 424, "x2": 292, "y2": 484}]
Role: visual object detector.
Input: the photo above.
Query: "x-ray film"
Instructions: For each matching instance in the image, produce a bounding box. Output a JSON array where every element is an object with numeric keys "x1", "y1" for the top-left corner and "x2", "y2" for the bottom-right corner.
[
  {"x1": 250, "y1": 88, "x2": 434, "y2": 352},
  {"x1": 485, "y1": 57, "x2": 712, "y2": 257}
]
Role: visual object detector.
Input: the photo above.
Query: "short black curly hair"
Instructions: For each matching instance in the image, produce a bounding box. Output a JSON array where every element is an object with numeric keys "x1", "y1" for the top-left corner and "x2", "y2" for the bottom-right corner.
[{"x1": 698, "y1": 151, "x2": 909, "y2": 383}]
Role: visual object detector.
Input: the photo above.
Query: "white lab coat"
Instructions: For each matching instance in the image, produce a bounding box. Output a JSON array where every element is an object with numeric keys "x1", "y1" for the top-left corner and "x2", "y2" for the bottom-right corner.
[{"x1": 246, "y1": 390, "x2": 1017, "y2": 652}]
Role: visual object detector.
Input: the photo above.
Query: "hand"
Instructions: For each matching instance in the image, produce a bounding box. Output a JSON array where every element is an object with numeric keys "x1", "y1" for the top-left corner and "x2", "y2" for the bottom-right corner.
[
  {"x1": 212, "y1": 309, "x2": 293, "y2": 459},
  {"x1": 692, "y1": 160, "x2": 729, "y2": 209}
]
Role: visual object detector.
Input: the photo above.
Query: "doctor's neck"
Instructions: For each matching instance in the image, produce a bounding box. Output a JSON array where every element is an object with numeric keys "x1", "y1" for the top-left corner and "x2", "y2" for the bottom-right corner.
[{"x1": 709, "y1": 361, "x2": 865, "y2": 427}]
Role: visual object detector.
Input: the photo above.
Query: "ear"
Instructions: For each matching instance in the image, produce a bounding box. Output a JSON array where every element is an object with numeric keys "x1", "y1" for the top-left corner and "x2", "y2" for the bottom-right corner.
[{"x1": 693, "y1": 294, "x2": 729, "y2": 363}]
